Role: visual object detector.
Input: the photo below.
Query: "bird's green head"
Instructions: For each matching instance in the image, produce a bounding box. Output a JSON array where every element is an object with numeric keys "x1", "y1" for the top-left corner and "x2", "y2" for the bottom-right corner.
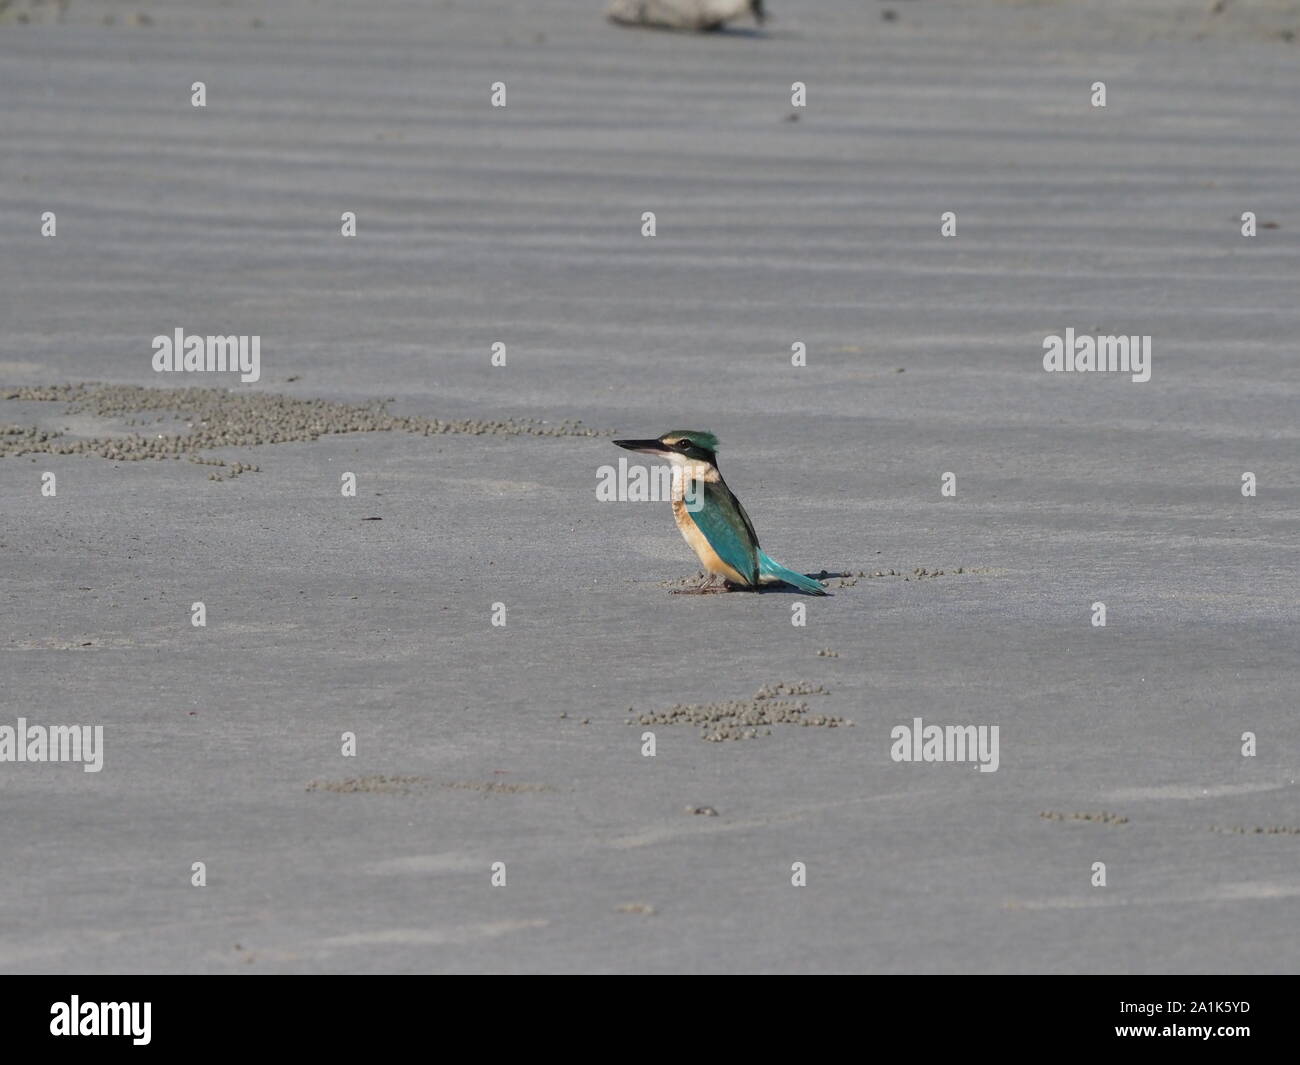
[{"x1": 613, "y1": 430, "x2": 719, "y2": 464}]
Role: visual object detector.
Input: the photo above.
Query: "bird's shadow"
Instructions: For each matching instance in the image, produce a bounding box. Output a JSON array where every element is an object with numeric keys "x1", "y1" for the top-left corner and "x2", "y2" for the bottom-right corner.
[
  {"x1": 609, "y1": 21, "x2": 773, "y2": 40},
  {"x1": 751, "y1": 569, "x2": 855, "y2": 595},
  {"x1": 704, "y1": 26, "x2": 768, "y2": 38}
]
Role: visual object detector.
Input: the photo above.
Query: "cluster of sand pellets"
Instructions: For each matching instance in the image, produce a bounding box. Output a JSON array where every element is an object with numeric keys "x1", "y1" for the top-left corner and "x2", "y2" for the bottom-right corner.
[
  {"x1": 658, "y1": 568, "x2": 969, "y2": 592},
  {"x1": 440, "y1": 779, "x2": 551, "y2": 795},
  {"x1": 832, "y1": 567, "x2": 966, "y2": 588},
  {"x1": 629, "y1": 681, "x2": 851, "y2": 742},
  {"x1": 306, "y1": 775, "x2": 432, "y2": 795},
  {"x1": 1, "y1": 384, "x2": 609, "y2": 477},
  {"x1": 306, "y1": 775, "x2": 549, "y2": 796},
  {"x1": 753, "y1": 680, "x2": 827, "y2": 698},
  {"x1": 1039, "y1": 810, "x2": 1129, "y2": 826},
  {"x1": 1039, "y1": 814, "x2": 1300, "y2": 834}
]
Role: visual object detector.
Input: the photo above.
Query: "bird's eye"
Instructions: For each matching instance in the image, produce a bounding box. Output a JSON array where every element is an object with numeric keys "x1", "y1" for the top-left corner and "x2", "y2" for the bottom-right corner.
[{"x1": 676, "y1": 439, "x2": 691, "y2": 450}]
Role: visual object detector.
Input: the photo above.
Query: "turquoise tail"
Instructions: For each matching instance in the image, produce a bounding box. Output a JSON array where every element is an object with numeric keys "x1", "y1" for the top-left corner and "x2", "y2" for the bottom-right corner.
[{"x1": 758, "y1": 552, "x2": 828, "y2": 596}]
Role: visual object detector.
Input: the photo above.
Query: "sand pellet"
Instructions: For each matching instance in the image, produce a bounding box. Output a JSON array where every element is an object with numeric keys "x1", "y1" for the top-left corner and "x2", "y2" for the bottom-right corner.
[
  {"x1": 1, "y1": 383, "x2": 610, "y2": 477},
  {"x1": 631, "y1": 681, "x2": 850, "y2": 742}
]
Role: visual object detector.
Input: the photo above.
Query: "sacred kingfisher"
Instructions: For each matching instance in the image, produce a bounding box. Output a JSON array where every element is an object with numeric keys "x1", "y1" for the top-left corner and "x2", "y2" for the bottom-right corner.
[{"x1": 613, "y1": 431, "x2": 827, "y2": 595}]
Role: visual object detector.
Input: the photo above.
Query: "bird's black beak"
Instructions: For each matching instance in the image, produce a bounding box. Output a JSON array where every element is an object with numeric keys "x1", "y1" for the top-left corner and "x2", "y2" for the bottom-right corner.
[{"x1": 614, "y1": 438, "x2": 668, "y2": 455}]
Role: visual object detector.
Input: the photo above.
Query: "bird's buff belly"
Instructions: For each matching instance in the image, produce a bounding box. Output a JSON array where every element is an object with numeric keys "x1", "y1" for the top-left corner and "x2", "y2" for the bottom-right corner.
[{"x1": 671, "y1": 499, "x2": 750, "y2": 585}]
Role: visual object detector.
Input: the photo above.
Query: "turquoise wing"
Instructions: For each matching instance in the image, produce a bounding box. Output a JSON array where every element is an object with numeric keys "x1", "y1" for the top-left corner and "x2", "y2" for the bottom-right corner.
[{"x1": 690, "y1": 480, "x2": 762, "y2": 585}]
